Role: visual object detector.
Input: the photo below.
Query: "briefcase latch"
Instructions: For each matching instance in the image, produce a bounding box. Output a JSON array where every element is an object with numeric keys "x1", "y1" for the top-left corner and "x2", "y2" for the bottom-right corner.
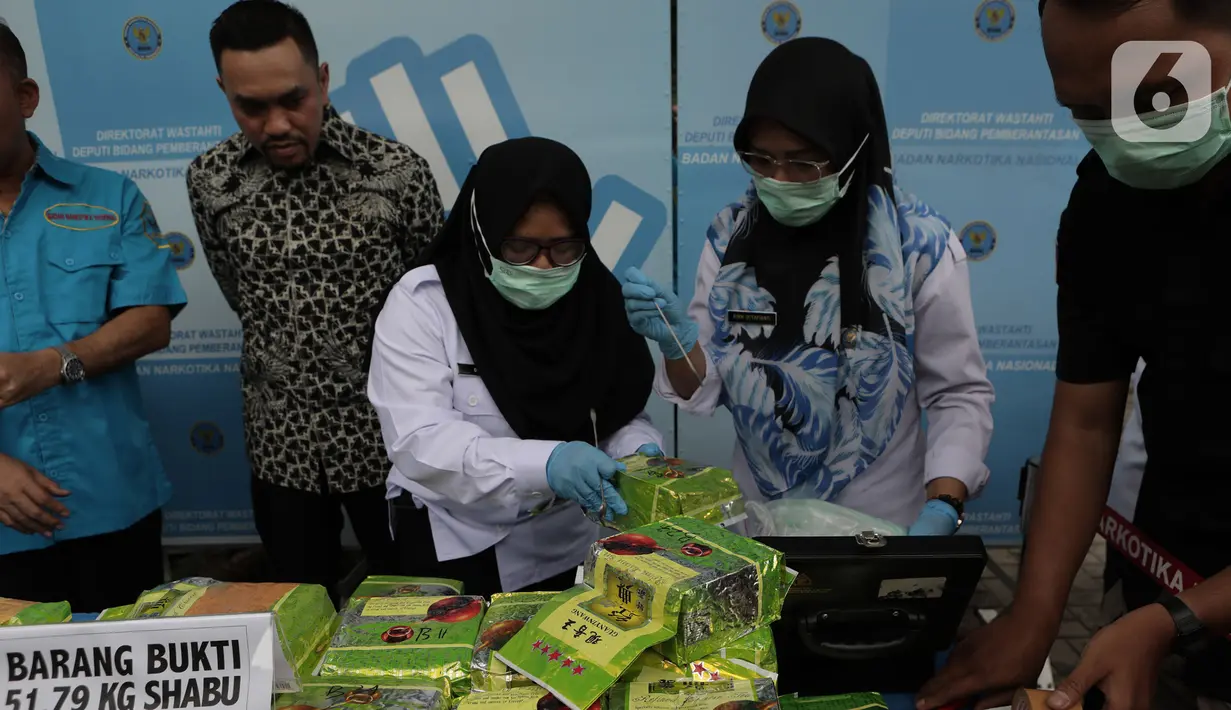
[{"x1": 854, "y1": 530, "x2": 887, "y2": 548}]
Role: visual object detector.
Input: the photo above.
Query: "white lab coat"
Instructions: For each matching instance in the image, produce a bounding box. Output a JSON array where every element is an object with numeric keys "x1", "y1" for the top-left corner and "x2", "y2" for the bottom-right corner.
[
  {"x1": 658, "y1": 230, "x2": 994, "y2": 527},
  {"x1": 368, "y1": 265, "x2": 665, "y2": 591}
]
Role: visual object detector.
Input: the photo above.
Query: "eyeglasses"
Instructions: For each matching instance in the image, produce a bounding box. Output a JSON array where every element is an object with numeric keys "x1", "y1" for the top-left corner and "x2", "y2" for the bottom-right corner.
[
  {"x1": 500, "y1": 237, "x2": 587, "y2": 267},
  {"x1": 738, "y1": 151, "x2": 830, "y2": 183}
]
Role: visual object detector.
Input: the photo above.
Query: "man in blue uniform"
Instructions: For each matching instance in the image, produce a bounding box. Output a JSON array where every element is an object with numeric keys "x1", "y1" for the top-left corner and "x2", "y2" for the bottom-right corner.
[{"x1": 0, "y1": 24, "x2": 187, "y2": 611}]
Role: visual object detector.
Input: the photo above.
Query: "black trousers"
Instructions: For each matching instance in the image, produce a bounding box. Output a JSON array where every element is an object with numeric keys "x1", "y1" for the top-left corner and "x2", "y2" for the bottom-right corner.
[
  {"x1": 392, "y1": 492, "x2": 578, "y2": 599},
  {"x1": 0, "y1": 509, "x2": 164, "y2": 612},
  {"x1": 251, "y1": 476, "x2": 397, "y2": 606}
]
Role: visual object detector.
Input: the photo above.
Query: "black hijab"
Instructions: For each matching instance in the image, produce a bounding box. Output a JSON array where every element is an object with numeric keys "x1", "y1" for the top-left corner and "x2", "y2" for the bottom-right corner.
[
  {"x1": 420, "y1": 137, "x2": 655, "y2": 444},
  {"x1": 727, "y1": 37, "x2": 896, "y2": 353}
]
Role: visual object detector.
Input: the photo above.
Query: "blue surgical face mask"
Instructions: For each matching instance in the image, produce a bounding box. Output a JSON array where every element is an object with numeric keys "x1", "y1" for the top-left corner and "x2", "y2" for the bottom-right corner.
[
  {"x1": 471, "y1": 191, "x2": 583, "y2": 310},
  {"x1": 1072, "y1": 81, "x2": 1231, "y2": 190},
  {"x1": 751, "y1": 133, "x2": 869, "y2": 227}
]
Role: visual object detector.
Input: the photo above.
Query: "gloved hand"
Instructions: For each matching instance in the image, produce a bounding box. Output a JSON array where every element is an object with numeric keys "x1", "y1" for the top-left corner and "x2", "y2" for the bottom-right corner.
[
  {"x1": 546, "y1": 442, "x2": 628, "y2": 520},
  {"x1": 622, "y1": 267, "x2": 698, "y2": 360},
  {"x1": 907, "y1": 499, "x2": 961, "y2": 536},
  {"x1": 636, "y1": 443, "x2": 664, "y2": 457}
]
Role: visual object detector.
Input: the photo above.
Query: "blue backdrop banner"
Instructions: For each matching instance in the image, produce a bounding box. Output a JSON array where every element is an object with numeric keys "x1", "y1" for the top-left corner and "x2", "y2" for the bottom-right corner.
[
  {"x1": 674, "y1": 0, "x2": 1088, "y2": 542},
  {"x1": 4, "y1": 0, "x2": 674, "y2": 543}
]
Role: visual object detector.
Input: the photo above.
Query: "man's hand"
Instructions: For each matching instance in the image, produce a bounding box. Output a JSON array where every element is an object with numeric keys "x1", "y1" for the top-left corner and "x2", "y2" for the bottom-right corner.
[
  {"x1": 0, "y1": 454, "x2": 70, "y2": 535},
  {"x1": 0, "y1": 349, "x2": 61, "y2": 408},
  {"x1": 917, "y1": 607, "x2": 1057, "y2": 710},
  {"x1": 1046, "y1": 604, "x2": 1174, "y2": 710}
]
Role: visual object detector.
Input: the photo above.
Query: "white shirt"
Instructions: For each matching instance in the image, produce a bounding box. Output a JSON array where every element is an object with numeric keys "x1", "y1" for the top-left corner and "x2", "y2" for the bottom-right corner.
[
  {"x1": 1107, "y1": 359, "x2": 1147, "y2": 520},
  {"x1": 657, "y1": 230, "x2": 994, "y2": 527},
  {"x1": 368, "y1": 265, "x2": 665, "y2": 591}
]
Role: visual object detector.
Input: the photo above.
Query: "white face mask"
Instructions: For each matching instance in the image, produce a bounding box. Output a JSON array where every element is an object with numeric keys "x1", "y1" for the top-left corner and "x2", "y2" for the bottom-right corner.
[{"x1": 470, "y1": 191, "x2": 584, "y2": 310}]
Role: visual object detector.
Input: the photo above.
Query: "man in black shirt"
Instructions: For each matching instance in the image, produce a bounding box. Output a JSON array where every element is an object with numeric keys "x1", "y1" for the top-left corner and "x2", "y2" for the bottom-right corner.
[{"x1": 918, "y1": 1, "x2": 1231, "y2": 710}]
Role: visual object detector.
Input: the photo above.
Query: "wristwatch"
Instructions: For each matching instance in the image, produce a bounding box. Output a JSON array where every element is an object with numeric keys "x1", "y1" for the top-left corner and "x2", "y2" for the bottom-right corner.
[
  {"x1": 931, "y1": 494, "x2": 965, "y2": 530},
  {"x1": 1157, "y1": 594, "x2": 1209, "y2": 656},
  {"x1": 52, "y1": 344, "x2": 85, "y2": 384}
]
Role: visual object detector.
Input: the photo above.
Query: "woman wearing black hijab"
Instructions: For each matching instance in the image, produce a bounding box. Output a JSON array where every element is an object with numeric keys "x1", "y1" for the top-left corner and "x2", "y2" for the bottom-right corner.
[
  {"x1": 369, "y1": 137, "x2": 664, "y2": 596},
  {"x1": 624, "y1": 37, "x2": 993, "y2": 536}
]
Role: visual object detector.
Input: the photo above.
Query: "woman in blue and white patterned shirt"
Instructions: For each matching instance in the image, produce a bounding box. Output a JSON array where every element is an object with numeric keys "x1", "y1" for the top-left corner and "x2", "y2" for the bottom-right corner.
[{"x1": 623, "y1": 37, "x2": 994, "y2": 535}]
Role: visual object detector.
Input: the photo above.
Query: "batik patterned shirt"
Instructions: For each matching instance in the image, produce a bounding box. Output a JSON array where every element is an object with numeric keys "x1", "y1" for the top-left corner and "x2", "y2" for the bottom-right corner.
[{"x1": 186, "y1": 106, "x2": 444, "y2": 494}]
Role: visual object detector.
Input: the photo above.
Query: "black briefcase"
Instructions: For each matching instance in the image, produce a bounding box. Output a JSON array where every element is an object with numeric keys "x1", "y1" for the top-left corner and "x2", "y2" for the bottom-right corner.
[{"x1": 756, "y1": 532, "x2": 987, "y2": 696}]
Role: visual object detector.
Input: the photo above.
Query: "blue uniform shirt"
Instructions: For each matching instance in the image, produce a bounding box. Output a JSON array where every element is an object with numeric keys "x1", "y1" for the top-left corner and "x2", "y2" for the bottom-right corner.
[{"x1": 0, "y1": 133, "x2": 187, "y2": 555}]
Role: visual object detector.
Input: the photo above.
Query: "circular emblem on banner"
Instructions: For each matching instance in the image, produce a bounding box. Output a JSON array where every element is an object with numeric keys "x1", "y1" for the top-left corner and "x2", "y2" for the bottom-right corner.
[
  {"x1": 123, "y1": 16, "x2": 163, "y2": 60},
  {"x1": 960, "y1": 221, "x2": 997, "y2": 261},
  {"x1": 762, "y1": 2, "x2": 802, "y2": 45},
  {"x1": 190, "y1": 422, "x2": 225, "y2": 456},
  {"x1": 974, "y1": 0, "x2": 1015, "y2": 42},
  {"x1": 163, "y1": 232, "x2": 195, "y2": 271}
]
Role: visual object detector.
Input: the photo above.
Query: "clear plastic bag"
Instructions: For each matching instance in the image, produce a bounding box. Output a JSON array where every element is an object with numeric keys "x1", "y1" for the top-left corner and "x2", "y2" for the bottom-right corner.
[{"x1": 746, "y1": 498, "x2": 907, "y2": 537}]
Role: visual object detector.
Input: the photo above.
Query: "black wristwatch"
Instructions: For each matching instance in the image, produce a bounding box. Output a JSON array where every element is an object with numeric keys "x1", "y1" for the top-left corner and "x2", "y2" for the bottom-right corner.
[
  {"x1": 1157, "y1": 594, "x2": 1209, "y2": 656},
  {"x1": 931, "y1": 494, "x2": 965, "y2": 530}
]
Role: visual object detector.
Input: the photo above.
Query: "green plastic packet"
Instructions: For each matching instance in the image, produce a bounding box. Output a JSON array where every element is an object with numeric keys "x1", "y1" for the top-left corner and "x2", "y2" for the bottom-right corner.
[
  {"x1": 353, "y1": 576, "x2": 466, "y2": 598},
  {"x1": 597, "y1": 518, "x2": 791, "y2": 665},
  {"x1": 494, "y1": 519, "x2": 789, "y2": 710},
  {"x1": 317, "y1": 595, "x2": 487, "y2": 695},
  {"x1": 274, "y1": 676, "x2": 450, "y2": 710},
  {"x1": 594, "y1": 455, "x2": 745, "y2": 532},
  {"x1": 606, "y1": 679, "x2": 778, "y2": 710},
  {"x1": 471, "y1": 592, "x2": 559, "y2": 692},
  {"x1": 620, "y1": 627, "x2": 777, "y2": 684},
  {"x1": 458, "y1": 686, "x2": 602, "y2": 710},
  {"x1": 125, "y1": 577, "x2": 336, "y2": 680},
  {"x1": 0, "y1": 598, "x2": 70, "y2": 626},
  {"x1": 778, "y1": 693, "x2": 886, "y2": 710},
  {"x1": 95, "y1": 605, "x2": 134, "y2": 622}
]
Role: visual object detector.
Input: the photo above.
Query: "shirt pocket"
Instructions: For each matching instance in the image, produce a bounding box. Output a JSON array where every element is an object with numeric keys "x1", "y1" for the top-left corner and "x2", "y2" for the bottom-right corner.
[
  {"x1": 43, "y1": 239, "x2": 122, "y2": 324},
  {"x1": 451, "y1": 374, "x2": 506, "y2": 423}
]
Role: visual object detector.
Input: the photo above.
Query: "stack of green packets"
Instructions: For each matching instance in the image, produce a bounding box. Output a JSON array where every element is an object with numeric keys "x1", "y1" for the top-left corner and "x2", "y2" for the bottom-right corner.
[
  {"x1": 495, "y1": 517, "x2": 793, "y2": 710},
  {"x1": 608, "y1": 679, "x2": 779, "y2": 710},
  {"x1": 316, "y1": 579, "x2": 488, "y2": 696},
  {"x1": 275, "y1": 677, "x2": 451, "y2": 710}
]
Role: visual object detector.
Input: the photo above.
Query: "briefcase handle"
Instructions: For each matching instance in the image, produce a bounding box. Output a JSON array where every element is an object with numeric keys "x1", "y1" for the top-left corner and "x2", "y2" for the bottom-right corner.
[{"x1": 797, "y1": 607, "x2": 926, "y2": 660}]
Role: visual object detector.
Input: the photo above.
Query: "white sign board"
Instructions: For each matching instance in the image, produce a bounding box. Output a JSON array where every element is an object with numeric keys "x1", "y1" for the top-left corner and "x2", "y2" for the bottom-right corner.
[{"x1": 0, "y1": 613, "x2": 290, "y2": 710}]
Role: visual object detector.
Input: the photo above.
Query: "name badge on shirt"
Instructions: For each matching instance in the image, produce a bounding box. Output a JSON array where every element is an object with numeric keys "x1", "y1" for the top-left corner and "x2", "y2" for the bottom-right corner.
[
  {"x1": 458, "y1": 363, "x2": 479, "y2": 376},
  {"x1": 727, "y1": 310, "x2": 777, "y2": 326}
]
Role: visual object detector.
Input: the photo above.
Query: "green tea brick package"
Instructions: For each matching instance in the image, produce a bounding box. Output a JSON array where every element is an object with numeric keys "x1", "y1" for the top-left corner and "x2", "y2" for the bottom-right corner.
[
  {"x1": 318, "y1": 595, "x2": 487, "y2": 695},
  {"x1": 494, "y1": 519, "x2": 789, "y2": 710},
  {"x1": 472, "y1": 592, "x2": 558, "y2": 692},
  {"x1": 604, "y1": 455, "x2": 745, "y2": 531},
  {"x1": 778, "y1": 694, "x2": 886, "y2": 710},
  {"x1": 620, "y1": 627, "x2": 778, "y2": 684},
  {"x1": 125, "y1": 578, "x2": 336, "y2": 681},
  {"x1": 275, "y1": 676, "x2": 450, "y2": 710},
  {"x1": 0, "y1": 598, "x2": 70, "y2": 626},
  {"x1": 592, "y1": 518, "x2": 790, "y2": 665},
  {"x1": 95, "y1": 605, "x2": 134, "y2": 622},
  {"x1": 607, "y1": 679, "x2": 779, "y2": 710},
  {"x1": 353, "y1": 577, "x2": 466, "y2": 598},
  {"x1": 458, "y1": 686, "x2": 602, "y2": 710}
]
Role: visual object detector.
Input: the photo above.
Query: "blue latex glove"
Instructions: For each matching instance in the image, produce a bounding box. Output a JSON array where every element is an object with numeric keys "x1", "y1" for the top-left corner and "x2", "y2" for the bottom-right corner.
[
  {"x1": 636, "y1": 443, "x2": 664, "y2": 457},
  {"x1": 907, "y1": 498, "x2": 961, "y2": 536},
  {"x1": 546, "y1": 442, "x2": 629, "y2": 520},
  {"x1": 622, "y1": 266, "x2": 698, "y2": 360}
]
